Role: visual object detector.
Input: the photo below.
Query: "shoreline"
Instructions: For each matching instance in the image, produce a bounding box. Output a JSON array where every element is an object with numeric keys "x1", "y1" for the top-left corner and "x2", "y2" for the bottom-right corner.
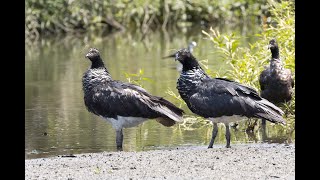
[{"x1": 25, "y1": 143, "x2": 295, "y2": 179}]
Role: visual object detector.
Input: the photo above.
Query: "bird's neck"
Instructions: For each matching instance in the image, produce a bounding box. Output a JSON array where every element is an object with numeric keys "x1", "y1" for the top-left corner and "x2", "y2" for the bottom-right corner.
[
  {"x1": 82, "y1": 67, "x2": 112, "y2": 95},
  {"x1": 270, "y1": 47, "x2": 282, "y2": 70},
  {"x1": 271, "y1": 48, "x2": 280, "y2": 59},
  {"x1": 180, "y1": 56, "x2": 209, "y2": 80},
  {"x1": 182, "y1": 66, "x2": 208, "y2": 77},
  {"x1": 91, "y1": 57, "x2": 105, "y2": 69},
  {"x1": 270, "y1": 59, "x2": 283, "y2": 73},
  {"x1": 181, "y1": 57, "x2": 203, "y2": 72}
]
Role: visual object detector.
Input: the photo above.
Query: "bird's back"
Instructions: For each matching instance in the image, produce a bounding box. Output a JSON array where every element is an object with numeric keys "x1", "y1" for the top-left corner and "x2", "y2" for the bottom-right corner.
[
  {"x1": 180, "y1": 76, "x2": 285, "y2": 124},
  {"x1": 185, "y1": 78, "x2": 258, "y2": 117},
  {"x1": 82, "y1": 67, "x2": 183, "y2": 125}
]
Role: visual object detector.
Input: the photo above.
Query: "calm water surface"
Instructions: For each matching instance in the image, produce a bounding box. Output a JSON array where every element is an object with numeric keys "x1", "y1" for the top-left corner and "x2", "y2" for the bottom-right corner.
[{"x1": 25, "y1": 25, "x2": 294, "y2": 159}]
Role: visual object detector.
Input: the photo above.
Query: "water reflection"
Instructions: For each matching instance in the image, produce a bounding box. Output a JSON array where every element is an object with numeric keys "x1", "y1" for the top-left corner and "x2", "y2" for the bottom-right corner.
[{"x1": 25, "y1": 25, "x2": 294, "y2": 159}]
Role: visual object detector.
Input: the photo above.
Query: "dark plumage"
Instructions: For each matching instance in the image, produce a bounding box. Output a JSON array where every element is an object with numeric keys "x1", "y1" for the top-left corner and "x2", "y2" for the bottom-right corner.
[
  {"x1": 166, "y1": 48, "x2": 285, "y2": 148},
  {"x1": 82, "y1": 48, "x2": 184, "y2": 150},
  {"x1": 259, "y1": 39, "x2": 294, "y2": 104}
]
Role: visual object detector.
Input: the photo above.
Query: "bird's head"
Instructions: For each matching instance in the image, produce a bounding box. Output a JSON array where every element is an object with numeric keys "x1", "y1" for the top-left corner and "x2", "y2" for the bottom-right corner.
[
  {"x1": 85, "y1": 48, "x2": 101, "y2": 61},
  {"x1": 268, "y1": 39, "x2": 278, "y2": 50},
  {"x1": 85, "y1": 48, "x2": 105, "y2": 68},
  {"x1": 163, "y1": 48, "x2": 192, "y2": 62},
  {"x1": 163, "y1": 48, "x2": 200, "y2": 71}
]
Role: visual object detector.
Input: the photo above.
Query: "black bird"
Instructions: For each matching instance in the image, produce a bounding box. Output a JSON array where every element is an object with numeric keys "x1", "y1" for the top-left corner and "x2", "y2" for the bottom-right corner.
[
  {"x1": 259, "y1": 39, "x2": 294, "y2": 104},
  {"x1": 259, "y1": 39, "x2": 294, "y2": 128},
  {"x1": 165, "y1": 48, "x2": 285, "y2": 148},
  {"x1": 82, "y1": 48, "x2": 184, "y2": 150}
]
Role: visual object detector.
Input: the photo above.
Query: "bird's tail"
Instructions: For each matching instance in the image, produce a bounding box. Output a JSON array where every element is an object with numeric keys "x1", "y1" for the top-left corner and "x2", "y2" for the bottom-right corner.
[
  {"x1": 254, "y1": 98, "x2": 286, "y2": 125},
  {"x1": 150, "y1": 97, "x2": 184, "y2": 126}
]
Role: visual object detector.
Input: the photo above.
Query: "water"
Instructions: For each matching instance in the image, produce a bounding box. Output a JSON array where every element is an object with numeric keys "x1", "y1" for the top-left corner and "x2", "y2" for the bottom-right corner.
[{"x1": 25, "y1": 25, "x2": 294, "y2": 159}]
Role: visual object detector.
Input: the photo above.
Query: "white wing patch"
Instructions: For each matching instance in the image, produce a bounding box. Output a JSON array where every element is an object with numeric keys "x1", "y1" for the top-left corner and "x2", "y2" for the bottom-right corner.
[
  {"x1": 102, "y1": 116, "x2": 147, "y2": 130},
  {"x1": 209, "y1": 115, "x2": 246, "y2": 123}
]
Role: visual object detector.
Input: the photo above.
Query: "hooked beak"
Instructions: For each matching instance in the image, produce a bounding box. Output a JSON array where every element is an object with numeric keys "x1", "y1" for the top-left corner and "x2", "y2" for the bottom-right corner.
[
  {"x1": 85, "y1": 52, "x2": 91, "y2": 58},
  {"x1": 267, "y1": 44, "x2": 272, "y2": 49}
]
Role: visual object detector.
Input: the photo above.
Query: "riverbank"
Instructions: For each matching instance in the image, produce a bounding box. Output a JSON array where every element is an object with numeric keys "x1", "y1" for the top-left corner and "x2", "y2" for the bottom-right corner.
[{"x1": 25, "y1": 143, "x2": 295, "y2": 179}]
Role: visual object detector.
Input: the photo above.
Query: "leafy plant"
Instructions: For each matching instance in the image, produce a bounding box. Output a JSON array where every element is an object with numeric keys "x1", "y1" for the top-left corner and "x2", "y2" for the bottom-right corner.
[{"x1": 124, "y1": 69, "x2": 153, "y2": 87}]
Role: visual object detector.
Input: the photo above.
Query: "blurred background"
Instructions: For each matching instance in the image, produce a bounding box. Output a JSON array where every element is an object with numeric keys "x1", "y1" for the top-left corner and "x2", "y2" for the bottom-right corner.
[{"x1": 25, "y1": 0, "x2": 295, "y2": 159}]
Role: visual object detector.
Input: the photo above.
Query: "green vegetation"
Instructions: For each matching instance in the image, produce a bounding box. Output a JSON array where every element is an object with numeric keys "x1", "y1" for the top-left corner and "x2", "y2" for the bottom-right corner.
[
  {"x1": 26, "y1": 0, "x2": 269, "y2": 41},
  {"x1": 124, "y1": 69, "x2": 153, "y2": 87},
  {"x1": 165, "y1": 0, "x2": 295, "y2": 139}
]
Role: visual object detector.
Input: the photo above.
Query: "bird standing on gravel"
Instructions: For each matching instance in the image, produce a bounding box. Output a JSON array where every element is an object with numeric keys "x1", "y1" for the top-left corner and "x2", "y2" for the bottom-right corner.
[
  {"x1": 259, "y1": 39, "x2": 294, "y2": 104},
  {"x1": 165, "y1": 48, "x2": 285, "y2": 148},
  {"x1": 82, "y1": 48, "x2": 184, "y2": 150}
]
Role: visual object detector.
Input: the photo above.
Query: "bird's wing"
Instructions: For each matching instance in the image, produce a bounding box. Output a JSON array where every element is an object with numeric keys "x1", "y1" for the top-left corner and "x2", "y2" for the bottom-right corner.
[
  {"x1": 214, "y1": 78, "x2": 260, "y2": 98},
  {"x1": 85, "y1": 81, "x2": 183, "y2": 122},
  {"x1": 281, "y1": 69, "x2": 294, "y2": 88},
  {"x1": 188, "y1": 78, "x2": 284, "y2": 123},
  {"x1": 188, "y1": 78, "x2": 261, "y2": 118}
]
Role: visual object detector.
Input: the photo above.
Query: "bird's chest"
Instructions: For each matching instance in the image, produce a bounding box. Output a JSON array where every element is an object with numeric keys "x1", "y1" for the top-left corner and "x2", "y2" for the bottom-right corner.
[
  {"x1": 177, "y1": 71, "x2": 204, "y2": 100},
  {"x1": 82, "y1": 70, "x2": 110, "y2": 94},
  {"x1": 82, "y1": 70, "x2": 112, "y2": 113},
  {"x1": 270, "y1": 61, "x2": 285, "y2": 78},
  {"x1": 177, "y1": 78, "x2": 198, "y2": 101}
]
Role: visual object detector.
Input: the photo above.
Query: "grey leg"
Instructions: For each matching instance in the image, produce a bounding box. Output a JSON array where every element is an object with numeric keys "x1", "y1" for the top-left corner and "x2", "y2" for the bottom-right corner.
[
  {"x1": 208, "y1": 123, "x2": 218, "y2": 148},
  {"x1": 261, "y1": 119, "x2": 266, "y2": 127},
  {"x1": 116, "y1": 129, "x2": 123, "y2": 151},
  {"x1": 225, "y1": 123, "x2": 231, "y2": 148},
  {"x1": 261, "y1": 119, "x2": 267, "y2": 142}
]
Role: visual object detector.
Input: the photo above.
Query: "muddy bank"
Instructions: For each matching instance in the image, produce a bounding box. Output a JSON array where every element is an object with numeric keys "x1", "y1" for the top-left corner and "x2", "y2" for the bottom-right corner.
[{"x1": 25, "y1": 143, "x2": 295, "y2": 179}]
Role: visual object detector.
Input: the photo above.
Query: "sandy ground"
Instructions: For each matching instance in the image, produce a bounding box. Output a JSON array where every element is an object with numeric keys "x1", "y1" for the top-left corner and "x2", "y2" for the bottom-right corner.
[{"x1": 25, "y1": 143, "x2": 294, "y2": 180}]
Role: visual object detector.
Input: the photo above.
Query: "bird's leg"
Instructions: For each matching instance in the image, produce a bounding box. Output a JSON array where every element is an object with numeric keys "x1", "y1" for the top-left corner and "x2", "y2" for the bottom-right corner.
[
  {"x1": 261, "y1": 119, "x2": 266, "y2": 127},
  {"x1": 208, "y1": 123, "x2": 218, "y2": 148},
  {"x1": 261, "y1": 119, "x2": 267, "y2": 142},
  {"x1": 225, "y1": 123, "x2": 231, "y2": 148},
  {"x1": 116, "y1": 129, "x2": 123, "y2": 151}
]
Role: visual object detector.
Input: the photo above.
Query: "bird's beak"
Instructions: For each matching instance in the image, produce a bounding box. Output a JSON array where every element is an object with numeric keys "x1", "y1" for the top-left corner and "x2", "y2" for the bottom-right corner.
[
  {"x1": 85, "y1": 53, "x2": 90, "y2": 58},
  {"x1": 162, "y1": 53, "x2": 176, "y2": 60}
]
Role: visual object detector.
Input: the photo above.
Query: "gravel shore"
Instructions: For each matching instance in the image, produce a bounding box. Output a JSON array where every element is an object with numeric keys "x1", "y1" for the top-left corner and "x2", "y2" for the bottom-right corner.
[{"x1": 25, "y1": 143, "x2": 295, "y2": 180}]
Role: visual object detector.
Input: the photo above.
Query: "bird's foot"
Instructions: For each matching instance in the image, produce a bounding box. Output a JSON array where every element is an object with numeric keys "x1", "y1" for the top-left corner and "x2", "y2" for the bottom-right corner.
[
  {"x1": 225, "y1": 145, "x2": 231, "y2": 148},
  {"x1": 116, "y1": 146, "x2": 123, "y2": 151}
]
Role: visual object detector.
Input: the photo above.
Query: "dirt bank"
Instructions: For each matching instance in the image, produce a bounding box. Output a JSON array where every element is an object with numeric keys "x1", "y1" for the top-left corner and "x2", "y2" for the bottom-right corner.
[{"x1": 25, "y1": 143, "x2": 295, "y2": 179}]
